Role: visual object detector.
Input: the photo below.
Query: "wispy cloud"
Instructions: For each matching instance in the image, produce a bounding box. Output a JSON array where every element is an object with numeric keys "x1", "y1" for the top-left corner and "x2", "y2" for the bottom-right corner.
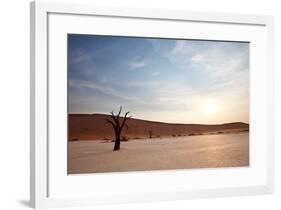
[
  {"x1": 69, "y1": 79, "x2": 113, "y2": 93},
  {"x1": 69, "y1": 49, "x2": 94, "y2": 64},
  {"x1": 151, "y1": 71, "x2": 160, "y2": 76},
  {"x1": 128, "y1": 60, "x2": 146, "y2": 69},
  {"x1": 191, "y1": 54, "x2": 205, "y2": 63},
  {"x1": 169, "y1": 40, "x2": 249, "y2": 86},
  {"x1": 171, "y1": 40, "x2": 192, "y2": 56},
  {"x1": 69, "y1": 79, "x2": 145, "y2": 105}
]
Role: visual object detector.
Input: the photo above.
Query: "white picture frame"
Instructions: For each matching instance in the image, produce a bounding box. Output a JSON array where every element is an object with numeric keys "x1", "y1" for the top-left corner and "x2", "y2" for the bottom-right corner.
[{"x1": 30, "y1": 1, "x2": 274, "y2": 209}]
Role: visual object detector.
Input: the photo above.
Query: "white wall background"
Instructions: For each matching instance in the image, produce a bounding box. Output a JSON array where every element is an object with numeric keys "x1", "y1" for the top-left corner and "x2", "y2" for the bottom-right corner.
[{"x1": 0, "y1": 0, "x2": 280, "y2": 209}]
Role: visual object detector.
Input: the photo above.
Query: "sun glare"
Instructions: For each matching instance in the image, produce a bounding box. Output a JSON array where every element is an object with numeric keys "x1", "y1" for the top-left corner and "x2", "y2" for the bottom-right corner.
[{"x1": 200, "y1": 99, "x2": 218, "y2": 115}]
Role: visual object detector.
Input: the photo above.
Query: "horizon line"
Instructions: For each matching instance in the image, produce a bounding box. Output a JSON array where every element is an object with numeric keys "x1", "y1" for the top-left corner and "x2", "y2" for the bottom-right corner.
[{"x1": 68, "y1": 112, "x2": 249, "y2": 126}]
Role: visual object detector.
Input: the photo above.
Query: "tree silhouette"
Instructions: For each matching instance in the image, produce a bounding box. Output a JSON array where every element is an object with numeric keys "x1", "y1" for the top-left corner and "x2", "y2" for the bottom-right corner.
[{"x1": 105, "y1": 106, "x2": 131, "y2": 151}]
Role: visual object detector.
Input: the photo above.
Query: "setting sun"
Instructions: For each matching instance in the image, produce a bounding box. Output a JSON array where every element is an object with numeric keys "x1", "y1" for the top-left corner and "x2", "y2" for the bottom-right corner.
[{"x1": 200, "y1": 99, "x2": 218, "y2": 115}]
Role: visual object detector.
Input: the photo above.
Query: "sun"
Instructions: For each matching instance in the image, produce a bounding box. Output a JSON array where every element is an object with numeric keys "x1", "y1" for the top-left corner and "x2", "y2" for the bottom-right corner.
[{"x1": 200, "y1": 99, "x2": 218, "y2": 115}]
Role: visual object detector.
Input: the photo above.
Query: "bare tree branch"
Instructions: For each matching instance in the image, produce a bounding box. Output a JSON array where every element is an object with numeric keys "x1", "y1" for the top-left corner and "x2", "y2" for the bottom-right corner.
[
  {"x1": 121, "y1": 112, "x2": 131, "y2": 129},
  {"x1": 115, "y1": 106, "x2": 123, "y2": 129},
  {"x1": 110, "y1": 110, "x2": 121, "y2": 129},
  {"x1": 117, "y1": 106, "x2": 122, "y2": 117},
  {"x1": 105, "y1": 119, "x2": 117, "y2": 129},
  {"x1": 110, "y1": 111, "x2": 118, "y2": 122}
]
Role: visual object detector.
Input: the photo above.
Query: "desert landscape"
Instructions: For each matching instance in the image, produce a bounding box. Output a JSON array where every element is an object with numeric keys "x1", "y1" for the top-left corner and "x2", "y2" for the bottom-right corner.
[
  {"x1": 68, "y1": 114, "x2": 249, "y2": 174},
  {"x1": 67, "y1": 34, "x2": 250, "y2": 174}
]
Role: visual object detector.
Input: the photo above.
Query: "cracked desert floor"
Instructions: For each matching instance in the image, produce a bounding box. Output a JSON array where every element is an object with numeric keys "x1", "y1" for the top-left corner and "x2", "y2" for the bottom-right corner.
[{"x1": 68, "y1": 132, "x2": 249, "y2": 174}]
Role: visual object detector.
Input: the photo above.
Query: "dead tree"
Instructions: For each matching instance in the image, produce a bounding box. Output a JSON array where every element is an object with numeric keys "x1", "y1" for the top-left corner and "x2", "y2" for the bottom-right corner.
[
  {"x1": 105, "y1": 106, "x2": 131, "y2": 151},
  {"x1": 149, "y1": 130, "x2": 153, "y2": 139}
]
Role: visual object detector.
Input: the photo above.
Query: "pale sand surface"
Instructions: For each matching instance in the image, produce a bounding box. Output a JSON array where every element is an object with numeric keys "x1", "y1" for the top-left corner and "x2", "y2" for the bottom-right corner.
[{"x1": 68, "y1": 133, "x2": 249, "y2": 174}]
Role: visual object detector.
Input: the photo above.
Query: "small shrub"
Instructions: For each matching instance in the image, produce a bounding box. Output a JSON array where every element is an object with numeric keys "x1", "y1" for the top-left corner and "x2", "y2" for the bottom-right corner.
[
  {"x1": 69, "y1": 138, "x2": 79, "y2": 141},
  {"x1": 121, "y1": 136, "x2": 129, "y2": 141}
]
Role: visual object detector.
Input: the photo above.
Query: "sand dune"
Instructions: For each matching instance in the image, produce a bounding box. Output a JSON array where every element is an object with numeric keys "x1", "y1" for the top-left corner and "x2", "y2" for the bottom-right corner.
[{"x1": 68, "y1": 114, "x2": 249, "y2": 141}]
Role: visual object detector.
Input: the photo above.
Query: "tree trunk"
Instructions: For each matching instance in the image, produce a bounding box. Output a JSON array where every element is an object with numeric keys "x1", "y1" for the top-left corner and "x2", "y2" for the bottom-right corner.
[{"x1": 113, "y1": 131, "x2": 121, "y2": 151}]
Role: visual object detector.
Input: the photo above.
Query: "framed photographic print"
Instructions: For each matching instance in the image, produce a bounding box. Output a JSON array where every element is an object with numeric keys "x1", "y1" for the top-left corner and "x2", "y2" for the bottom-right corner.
[{"x1": 30, "y1": 1, "x2": 274, "y2": 209}]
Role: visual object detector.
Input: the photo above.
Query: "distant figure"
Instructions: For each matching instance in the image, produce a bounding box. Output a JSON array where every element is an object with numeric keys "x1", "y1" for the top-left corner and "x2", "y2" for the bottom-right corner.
[{"x1": 105, "y1": 106, "x2": 131, "y2": 151}]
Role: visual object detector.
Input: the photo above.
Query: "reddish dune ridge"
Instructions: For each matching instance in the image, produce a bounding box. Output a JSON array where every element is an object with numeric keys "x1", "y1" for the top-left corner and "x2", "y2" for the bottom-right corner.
[{"x1": 68, "y1": 114, "x2": 249, "y2": 141}]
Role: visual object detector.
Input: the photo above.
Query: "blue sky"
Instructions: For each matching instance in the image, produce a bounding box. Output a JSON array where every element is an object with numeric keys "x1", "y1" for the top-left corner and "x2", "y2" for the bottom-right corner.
[{"x1": 68, "y1": 34, "x2": 249, "y2": 124}]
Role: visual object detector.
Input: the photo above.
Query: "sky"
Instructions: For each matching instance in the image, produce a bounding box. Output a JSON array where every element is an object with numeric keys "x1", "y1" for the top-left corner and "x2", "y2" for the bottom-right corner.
[{"x1": 68, "y1": 34, "x2": 249, "y2": 124}]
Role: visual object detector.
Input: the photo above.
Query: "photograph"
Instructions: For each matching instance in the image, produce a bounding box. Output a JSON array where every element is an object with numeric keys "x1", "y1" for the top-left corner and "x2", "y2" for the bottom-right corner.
[{"x1": 67, "y1": 34, "x2": 249, "y2": 174}]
